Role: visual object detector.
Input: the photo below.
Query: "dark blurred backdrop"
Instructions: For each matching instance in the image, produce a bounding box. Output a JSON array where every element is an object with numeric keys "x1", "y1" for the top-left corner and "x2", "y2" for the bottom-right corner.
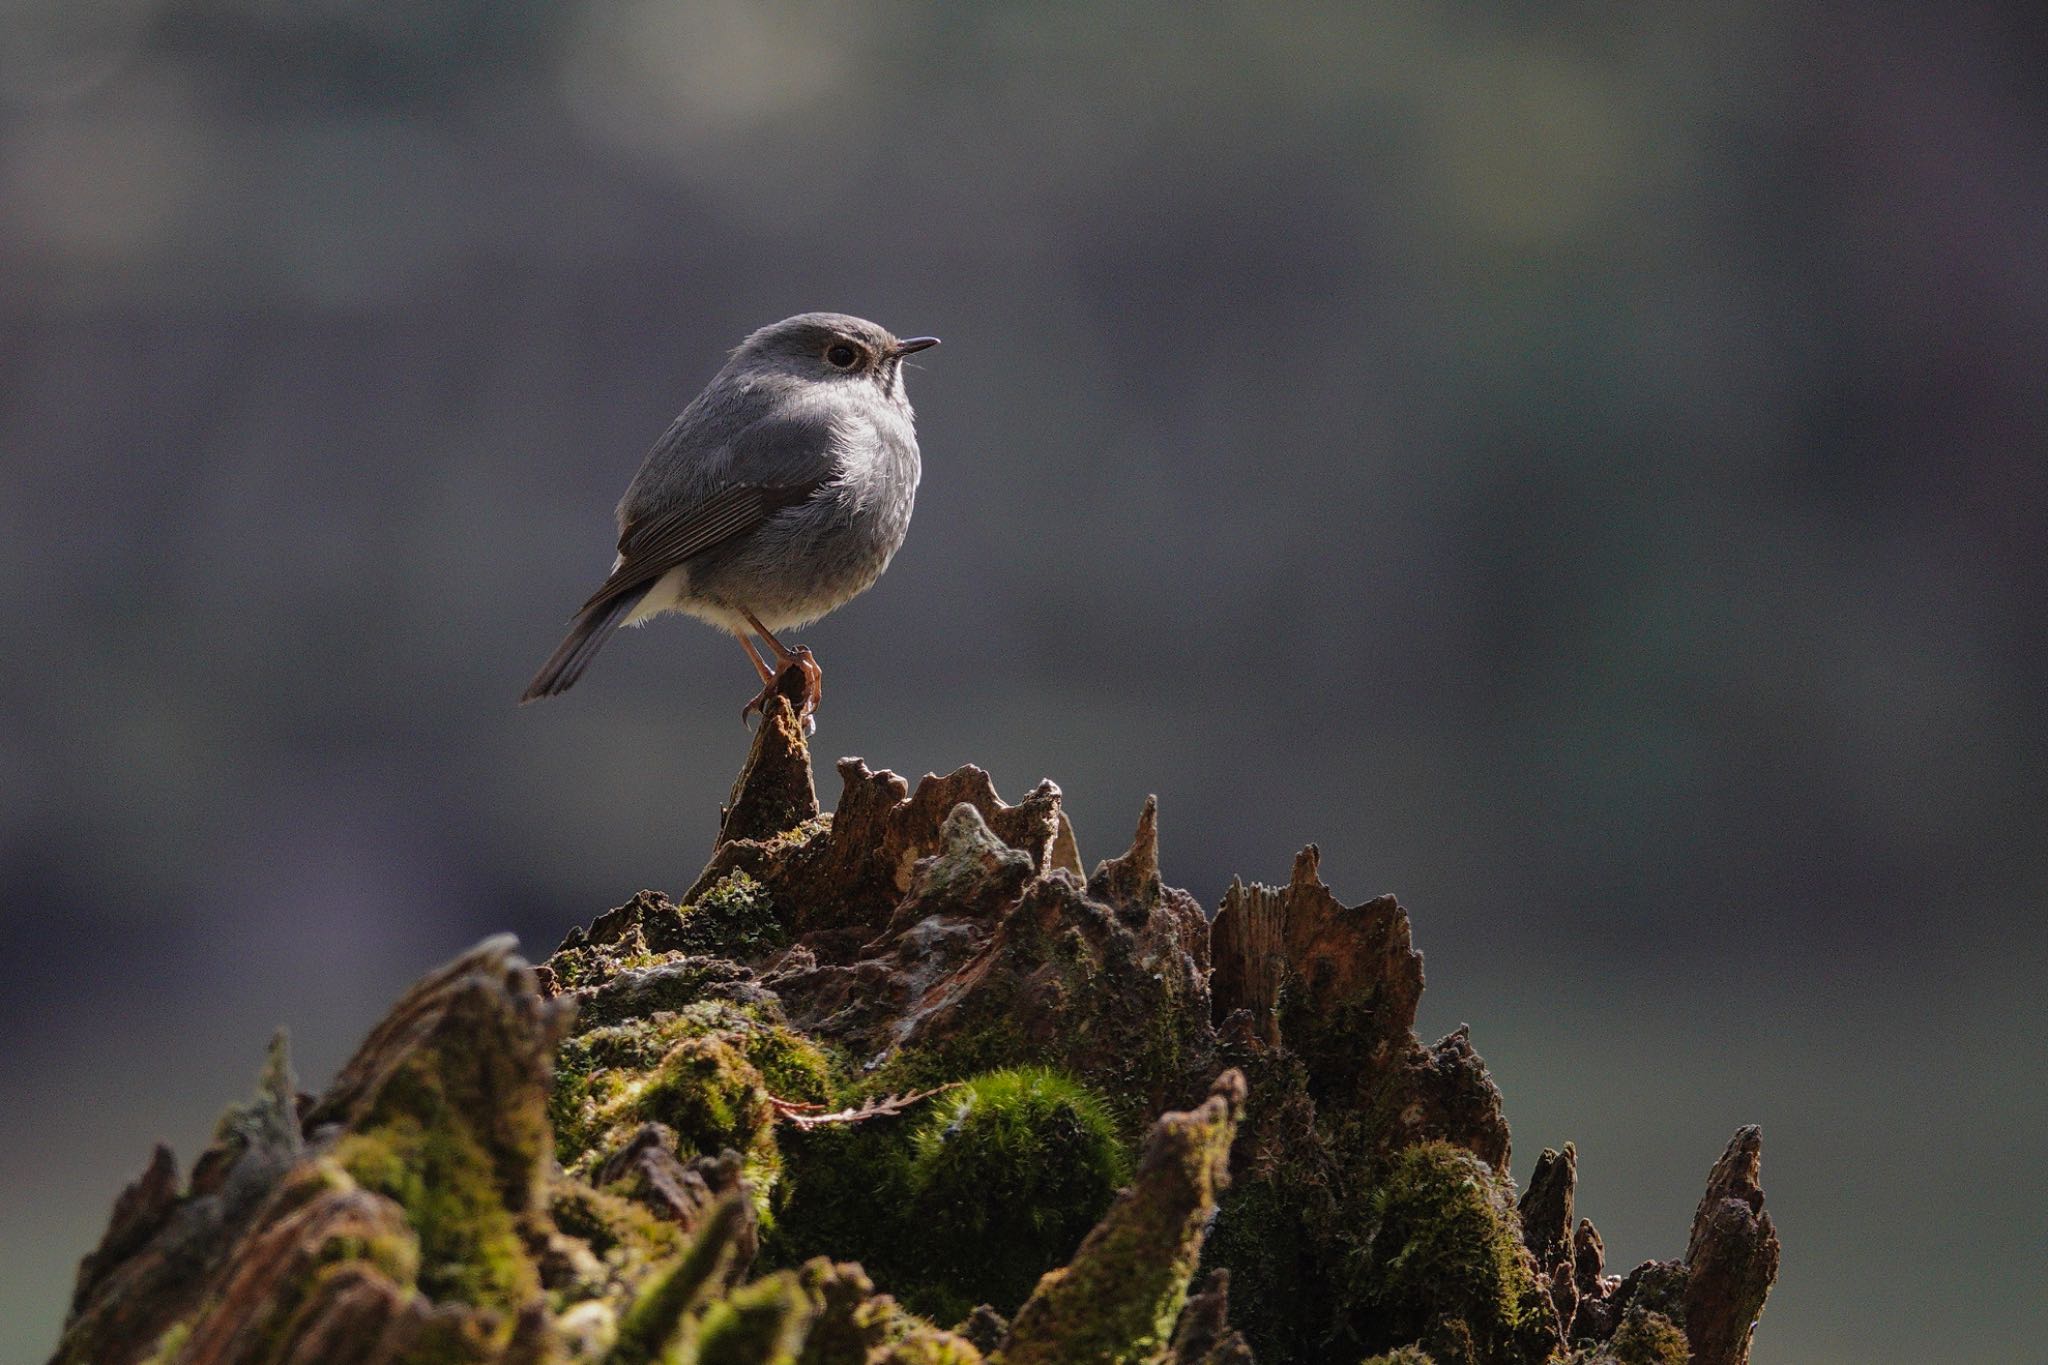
[{"x1": 4, "y1": 4, "x2": 2045, "y2": 1360}]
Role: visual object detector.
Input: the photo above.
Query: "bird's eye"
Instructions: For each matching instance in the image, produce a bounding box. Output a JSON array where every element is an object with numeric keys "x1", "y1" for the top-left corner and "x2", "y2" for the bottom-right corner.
[{"x1": 826, "y1": 343, "x2": 859, "y2": 369}]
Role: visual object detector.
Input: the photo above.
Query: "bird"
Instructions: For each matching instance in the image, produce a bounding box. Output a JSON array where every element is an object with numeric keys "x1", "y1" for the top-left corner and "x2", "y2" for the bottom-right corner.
[{"x1": 521, "y1": 313, "x2": 938, "y2": 725}]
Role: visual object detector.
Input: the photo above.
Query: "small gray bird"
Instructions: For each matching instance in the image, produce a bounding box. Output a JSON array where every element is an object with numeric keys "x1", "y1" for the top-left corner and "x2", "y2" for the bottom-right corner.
[{"x1": 521, "y1": 313, "x2": 938, "y2": 722}]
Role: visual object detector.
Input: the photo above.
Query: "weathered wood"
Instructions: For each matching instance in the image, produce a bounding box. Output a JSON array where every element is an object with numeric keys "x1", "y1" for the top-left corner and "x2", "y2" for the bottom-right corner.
[{"x1": 53, "y1": 697, "x2": 1776, "y2": 1364}]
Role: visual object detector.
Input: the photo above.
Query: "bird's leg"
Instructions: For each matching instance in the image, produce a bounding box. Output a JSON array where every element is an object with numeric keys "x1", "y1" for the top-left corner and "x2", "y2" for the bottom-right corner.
[
  {"x1": 736, "y1": 633, "x2": 776, "y2": 685},
  {"x1": 736, "y1": 631, "x2": 805, "y2": 729},
  {"x1": 739, "y1": 608, "x2": 823, "y2": 730}
]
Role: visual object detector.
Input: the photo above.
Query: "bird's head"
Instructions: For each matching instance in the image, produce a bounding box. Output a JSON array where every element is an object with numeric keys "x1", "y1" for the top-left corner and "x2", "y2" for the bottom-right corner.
[{"x1": 733, "y1": 312, "x2": 939, "y2": 402}]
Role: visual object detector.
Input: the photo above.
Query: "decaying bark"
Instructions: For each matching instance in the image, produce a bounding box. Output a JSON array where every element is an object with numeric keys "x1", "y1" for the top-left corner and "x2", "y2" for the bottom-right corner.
[{"x1": 53, "y1": 699, "x2": 1777, "y2": 1364}]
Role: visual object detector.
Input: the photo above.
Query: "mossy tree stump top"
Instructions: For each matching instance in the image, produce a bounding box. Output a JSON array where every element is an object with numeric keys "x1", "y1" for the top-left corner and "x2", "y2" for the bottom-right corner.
[{"x1": 53, "y1": 712, "x2": 1777, "y2": 1365}]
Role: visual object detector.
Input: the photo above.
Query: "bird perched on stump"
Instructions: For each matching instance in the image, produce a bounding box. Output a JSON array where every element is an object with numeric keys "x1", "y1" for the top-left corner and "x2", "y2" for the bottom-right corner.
[{"x1": 521, "y1": 313, "x2": 938, "y2": 727}]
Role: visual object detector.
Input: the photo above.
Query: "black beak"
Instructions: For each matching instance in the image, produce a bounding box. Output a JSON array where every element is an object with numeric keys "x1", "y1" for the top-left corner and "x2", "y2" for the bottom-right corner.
[{"x1": 892, "y1": 336, "x2": 940, "y2": 356}]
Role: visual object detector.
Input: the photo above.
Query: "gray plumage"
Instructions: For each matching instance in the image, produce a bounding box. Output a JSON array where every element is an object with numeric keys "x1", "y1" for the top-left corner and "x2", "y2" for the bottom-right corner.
[{"x1": 522, "y1": 313, "x2": 935, "y2": 704}]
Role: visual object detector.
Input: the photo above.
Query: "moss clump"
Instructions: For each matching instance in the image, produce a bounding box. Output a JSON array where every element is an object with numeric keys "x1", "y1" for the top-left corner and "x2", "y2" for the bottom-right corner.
[
  {"x1": 870, "y1": 1335, "x2": 986, "y2": 1364},
  {"x1": 761, "y1": 1111, "x2": 920, "y2": 1284},
  {"x1": 635, "y1": 1036, "x2": 774, "y2": 1159},
  {"x1": 306, "y1": 1217, "x2": 421, "y2": 1288},
  {"x1": 546, "y1": 921, "x2": 667, "y2": 993},
  {"x1": 555, "y1": 1003, "x2": 828, "y2": 1135},
  {"x1": 326, "y1": 1047, "x2": 541, "y2": 1320},
  {"x1": 544, "y1": 872, "x2": 785, "y2": 1002},
  {"x1": 997, "y1": 1073, "x2": 1243, "y2": 1365},
  {"x1": 332, "y1": 1116, "x2": 536, "y2": 1313},
  {"x1": 744, "y1": 1023, "x2": 835, "y2": 1109},
  {"x1": 1361, "y1": 1350, "x2": 1438, "y2": 1365},
  {"x1": 1201, "y1": 1173, "x2": 1332, "y2": 1362},
  {"x1": 551, "y1": 1001, "x2": 804, "y2": 1209},
  {"x1": 547, "y1": 1176, "x2": 681, "y2": 1273},
  {"x1": 551, "y1": 1024, "x2": 650, "y2": 1158},
  {"x1": 573, "y1": 1033, "x2": 781, "y2": 1212},
  {"x1": 658, "y1": 871, "x2": 787, "y2": 960},
  {"x1": 1347, "y1": 1143, "x2": 1539, "y2": 1365},
  {"x1": 1572, "y1": 1309, "x2": 1689, "y2": 1365},
  {"x1": 902, "y1": 1068, "x2": 1131, "y2": 1322},
  {"x1": 765, "y1": 1069, "x2": 1127, "y2": 1325}
]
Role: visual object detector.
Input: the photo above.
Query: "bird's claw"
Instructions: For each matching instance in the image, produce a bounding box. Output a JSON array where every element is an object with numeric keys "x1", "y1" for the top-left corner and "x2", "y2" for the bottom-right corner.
[{"x1": 742, "y1": 647, "x2": 822, "y2": 734}]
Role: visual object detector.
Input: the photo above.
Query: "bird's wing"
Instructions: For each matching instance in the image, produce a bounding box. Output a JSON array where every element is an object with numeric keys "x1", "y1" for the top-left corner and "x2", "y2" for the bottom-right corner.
[
  {"x1": 577, "y1": 475, "x2": 827, "y2": 614},
  {"x1": 578, "y1": 393, "x2": 865, "y2": 614}
]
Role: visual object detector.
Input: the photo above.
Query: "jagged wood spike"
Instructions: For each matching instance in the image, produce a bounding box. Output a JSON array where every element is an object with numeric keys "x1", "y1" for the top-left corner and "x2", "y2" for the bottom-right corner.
[
  {"x1": 604, "y1": 1193, "x2": 753, "y2": 1365},
  {"x1": 1050, "y1": 810, "x2": 1084, "y2": 877},
  {"x1": 1682, "y1": 1126, "x2": 1779, "y2": 1365},
  {"x1": 1166, "y1": 1268, "x2": 1254, "y2": 1364},
  {"x1": 1519, "y1": 1143, "x2": 1577, "y2": 1268},
  {"x1": 1086, "y1": 794, "x2": 1161, "y2": 914},
  {"x1": 684, "y1": 1270, "x2": 817, "y2": 1364},
  {"x1": 718, "y1": 687, "x2": 820, "y2": 848}
]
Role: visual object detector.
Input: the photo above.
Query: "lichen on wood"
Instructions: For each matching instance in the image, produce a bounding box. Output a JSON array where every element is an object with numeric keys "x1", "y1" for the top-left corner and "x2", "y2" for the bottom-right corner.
[{"x1": 52, "y1": 696, "x2": 1778, "y2": 1365}]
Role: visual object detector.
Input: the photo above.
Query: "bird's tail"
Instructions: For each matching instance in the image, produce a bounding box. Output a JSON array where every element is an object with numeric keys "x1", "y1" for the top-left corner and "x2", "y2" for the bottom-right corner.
[{"x1": 519, "y1": 586, "x2": 649, "y2": 703}]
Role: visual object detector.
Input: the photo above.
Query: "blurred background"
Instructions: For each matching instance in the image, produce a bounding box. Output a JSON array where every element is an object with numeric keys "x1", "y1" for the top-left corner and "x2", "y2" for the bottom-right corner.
[{"x1": 3, "y1": 3, "x2": 2044, "y2": 1360}]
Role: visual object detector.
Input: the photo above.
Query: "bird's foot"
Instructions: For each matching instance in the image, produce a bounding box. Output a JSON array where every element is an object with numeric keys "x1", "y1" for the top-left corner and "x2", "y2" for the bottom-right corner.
[{"x1": 741, "y1": 647, "x2": 822, "y2": 734}]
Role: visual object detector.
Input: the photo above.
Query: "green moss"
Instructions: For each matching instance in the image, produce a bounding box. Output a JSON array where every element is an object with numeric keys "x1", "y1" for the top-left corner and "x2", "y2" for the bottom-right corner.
[
  {"x1": 745, "y1": 1025, "x2": 835, "y2": 1108},
  {"x1": 684, "y1": 871, "x2": 786, "y2": 957},
  {"x1": 309, "y1": 1221, "x2": 421, "y2": 1287},
  {"x1": 763, "y1": 1070, "x2": 1126, "y2": 1326},
  {"x1": 636, "y1": 1036, "x2": 773, "y2": 1156},
  {"x1": 765, "y1": 815, "x2": 830, "y2": 853},
  {"x1": 606, "y1": 871, "x2": 782, "y2": 965},
  {"x1": 1346, "y1": 1143, "x2": 1538, "y2": 1365},
  {"x1": 556, "y1": 1002, "x2": 824, "y2": 1130},
  {"x1": 548, "y1": 1176, "x2": 681, "y2": 1268},
  {"x1": 369, "y1": 1301, "x2": 499, "y2": 1363},
  {"x1": 549, "y1": 932, "x2": 665, "y2": 993},
  {"x1": 870, "y1": 1335, "x2": 985, "y2": 1364},
  {"x1": 1201, "y1": 1175, "x2": 1331, "y2": 1363},
  {"x1": 610, "y1": 1196, "x2": 753, "y2": 1365},
  {"x1": 997, "y1": 1077, "x2": 1241, "y2": 1365},
  {"x1": 901, "y1": 1068, "x2": 1130, "y2": 1322},
  {"x1": 1594, "y1": 1310, "x2": 1690, "y2": 1365},
  {"x1": 333, "y1": 1116, "x2": 537, "y2": 1313},
  {"x1": 862, "y1": 1009, "x2": 1046, "y2": 1099},
  {"x1": 1360, "y1": 1350, "x2": 1438, "y2": 1365},
  {"x1": 651, "y1": 1037, "x2": 780, "y2": 1219},
  {"x1": 580, "y1": 1014, "x2": 697, "y2": 1069},
  {"x1": 552, "y1": 1005, "x2": 790, "y2": 1210},
  {"x1": 298, "y1": 966, "x2": 557, "y2": 1331},
  {"x1": 760, "y1": 1112, "x2": 920, "y2": 1285},
  {"x1": 137, "y1": 1321, "x2": 191, "y2": 1365},
  {"x1": 690, "y1": 1270, "x2": 816, "y2": 1364}
]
